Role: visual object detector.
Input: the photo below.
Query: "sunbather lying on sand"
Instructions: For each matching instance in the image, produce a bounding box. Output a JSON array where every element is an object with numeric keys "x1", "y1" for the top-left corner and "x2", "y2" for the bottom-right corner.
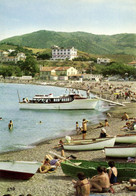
[
  {"x1": 39, "y1": 155, "x2": 61, "y2": 173},
  {"x1": 125, "y1": 179, "x2": 136, "y2": 191}
]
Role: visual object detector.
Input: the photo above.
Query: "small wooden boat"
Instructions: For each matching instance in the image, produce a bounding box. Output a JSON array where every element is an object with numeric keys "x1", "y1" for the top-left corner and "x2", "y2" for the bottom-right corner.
[
  {"x1": 0, "y1": 161, "x2": 41, "y2": 180},
  {"x1": 63, "y1": 137, "x2": 115, "y2": 151},
  {"x1": 116, "y1": 134, "x2": 136, "y2": 143},
  {"x1": 61, "y1": 160, "x2": 136, "y2": 182},
  {"x1": 105, "y1": 145, "x2": 136, "y2": 158}
]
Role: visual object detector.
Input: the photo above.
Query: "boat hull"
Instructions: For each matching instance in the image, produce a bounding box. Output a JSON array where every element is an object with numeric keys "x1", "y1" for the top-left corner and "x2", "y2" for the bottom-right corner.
[
  {"x1": 116, "y1": 134, "x2": 136, "y2": 143},
  {"x1": 19, "y1": 99, "x2": 98, "y2": 110},
  {"x1": 0, "y1": 161, "x2": 41, "y2": 180},
  {"x1": 63, "y1": 137, "x2": 115, "y2": 151},
  {"x1": 105, "y1": 146, "x2": 136, "y2": 158},
  {"x1": 61, "y1": 160, "x2": 136, "y2": 182}
]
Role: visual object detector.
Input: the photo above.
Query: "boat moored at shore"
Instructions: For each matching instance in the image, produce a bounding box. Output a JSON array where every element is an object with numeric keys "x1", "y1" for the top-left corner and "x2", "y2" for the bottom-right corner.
[
  {"x1": 63, "y1": 137, "x2": 116, "y2": 151},
  {"x1": 61, "y1": 160, "x2": 136, "y2": 181},
  {"x1": 105, "y1": 145, "x2": 136, "y2": 158},
  {"x1": 19, "y1": 92, "x2": 99, "y2": 110},
  {"x1": 0, "y1": 161, "x2": 41, "y2": 180},
  {"x1": 115, "y1": 134, "x2": 136, "y2": 143}
]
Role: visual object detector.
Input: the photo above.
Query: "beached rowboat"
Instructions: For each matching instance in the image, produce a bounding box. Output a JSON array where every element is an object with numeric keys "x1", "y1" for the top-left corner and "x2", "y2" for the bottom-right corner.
[
  {"x1": 116, "y1": 134, "x2": 136, "y2": 143},
  {"x1": 19, "y1": 92, "x2": 98, "y2": 110},
  {"x1": 105, "y1": 145, "x2": 136, "y2": 158},
  {"x1": 0, "y1": 161, "x2": 41, "y2": 180},
  {"x1": 61, "y1": 160, "x2": 136, "y2": 182},
  {"x1": 63, "y1": 137, "x2": 115, "y2": 151}
]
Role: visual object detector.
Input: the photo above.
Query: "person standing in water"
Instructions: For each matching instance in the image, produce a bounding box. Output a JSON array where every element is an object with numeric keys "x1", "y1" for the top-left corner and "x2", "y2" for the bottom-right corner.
[{"x1": 8, "y1": 120, "x2": 13, "y2": 130}]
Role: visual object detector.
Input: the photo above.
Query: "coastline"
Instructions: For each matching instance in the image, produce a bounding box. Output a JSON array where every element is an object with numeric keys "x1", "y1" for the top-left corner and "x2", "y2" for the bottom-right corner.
[{"x1": 0, "y1": 80, "x2": 136, "y2": 195}]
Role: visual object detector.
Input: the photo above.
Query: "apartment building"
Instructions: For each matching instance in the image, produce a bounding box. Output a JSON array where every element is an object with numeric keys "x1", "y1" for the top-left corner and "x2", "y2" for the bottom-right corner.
[{"x1": 51, "y1": 46, "x2": 77, "y2": 60}]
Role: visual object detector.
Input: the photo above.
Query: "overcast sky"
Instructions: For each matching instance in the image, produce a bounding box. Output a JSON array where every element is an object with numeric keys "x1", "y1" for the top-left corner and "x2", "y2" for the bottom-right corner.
[{"x1": 0, "y1": 0, "x2": 136, "y2": 41}]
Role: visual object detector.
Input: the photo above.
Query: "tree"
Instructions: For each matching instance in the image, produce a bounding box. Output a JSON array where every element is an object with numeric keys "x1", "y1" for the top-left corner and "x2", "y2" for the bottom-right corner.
[
  {"x1": 101, "y1": 62, "x2": 136, "y2": 77},
  {"x1": 20, "y1": 56, "x2": 39, "y2": 77},
  {"x1": 0, "y1": 66, "x2": 13, "y2": 78}
]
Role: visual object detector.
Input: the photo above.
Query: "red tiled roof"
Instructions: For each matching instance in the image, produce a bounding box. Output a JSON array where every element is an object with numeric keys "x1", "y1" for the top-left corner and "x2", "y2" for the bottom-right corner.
[
  {"x1": 128, "y1": 61, "x2": 136, "y2": 64},
  {"x1": 40, "y1": 67, "x2": 57, "y2": 71},
  {"x1": 54, "y1": 67, "x2": 70, "y2": 71},
  {"x1": 40, "y1": 66, "x2": 71, "y2": 72}
]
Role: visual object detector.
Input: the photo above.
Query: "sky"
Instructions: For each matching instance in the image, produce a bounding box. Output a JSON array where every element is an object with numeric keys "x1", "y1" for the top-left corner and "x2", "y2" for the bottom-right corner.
[{"x1": 0, "y1": 0, "x2": 136, "y2": 41}]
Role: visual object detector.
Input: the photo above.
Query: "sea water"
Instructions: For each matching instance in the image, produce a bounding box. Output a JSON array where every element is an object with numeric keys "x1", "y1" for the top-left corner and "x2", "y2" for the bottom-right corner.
[{"x1": 0, "y1": 83, "x2": 110, "y2": 153}]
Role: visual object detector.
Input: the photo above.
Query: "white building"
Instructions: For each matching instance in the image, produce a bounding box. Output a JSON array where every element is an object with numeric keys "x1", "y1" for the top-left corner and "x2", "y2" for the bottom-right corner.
[
  {"x1": 97, "y1": 58, "x2": 110, "y2": 64},
  {"x1": 51, "y1": 46, "x2": 77, "y2": 60}
]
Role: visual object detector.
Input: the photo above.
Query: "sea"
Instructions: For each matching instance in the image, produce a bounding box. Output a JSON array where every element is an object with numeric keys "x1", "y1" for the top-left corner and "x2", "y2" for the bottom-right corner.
[{"x1": 0, "y1": 83, "x2": 110, "y2": 153}]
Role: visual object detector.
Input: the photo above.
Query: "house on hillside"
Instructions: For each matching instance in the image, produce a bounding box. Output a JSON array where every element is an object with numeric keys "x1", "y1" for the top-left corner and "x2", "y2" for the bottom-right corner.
[
  {"x1": 1, "y1": 56, "x2": 16, "y2": 62},
  {"x1": 0, "y1": 51, "x2": 26, "y2": 63},
  {"x1": 97, "y1": 57, "x2": 110, "y2": 64},
  {"x1": 51, "y1": 46, "x2": 77, "y2": 60},
  {"x1": 15, "y1": 53, "x2": 26, "y2": 63},
  {"x1": 40, "y1": 66, "x2": 78, "y2": 80}
]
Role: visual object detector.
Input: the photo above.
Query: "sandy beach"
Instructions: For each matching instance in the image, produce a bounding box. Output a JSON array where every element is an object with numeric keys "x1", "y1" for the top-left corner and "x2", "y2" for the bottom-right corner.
[{"x1": 0, "y1": 81, "x2": 136, "y2": 196}]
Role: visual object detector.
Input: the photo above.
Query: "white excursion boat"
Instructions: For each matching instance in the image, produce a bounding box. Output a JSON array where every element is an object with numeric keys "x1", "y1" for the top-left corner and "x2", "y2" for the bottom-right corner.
[
  {"x1": 105, "y1": 145, "x2": 136, "y2": 158},
  {"x1": 63, "y1": 137, "x2": 116, "y2": 151},
  {"x1": 116, "y1": 134, "x2": 136, "y2": 144},
  {"x1": 19, "y1": 92, "x2": 98, "y2": 110}
]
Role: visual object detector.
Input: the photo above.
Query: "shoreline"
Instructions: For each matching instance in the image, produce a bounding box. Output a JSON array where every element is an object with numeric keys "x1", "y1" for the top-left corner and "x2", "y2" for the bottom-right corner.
[{"x1": 1, "y1": 80, "x2": 136, "y2": 195}]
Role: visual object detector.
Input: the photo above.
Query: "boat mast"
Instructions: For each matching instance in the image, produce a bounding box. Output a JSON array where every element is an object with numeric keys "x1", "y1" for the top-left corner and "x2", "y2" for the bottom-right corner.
[{"x1": 17, "y1": 90, "x2": 21, "y2": 102}]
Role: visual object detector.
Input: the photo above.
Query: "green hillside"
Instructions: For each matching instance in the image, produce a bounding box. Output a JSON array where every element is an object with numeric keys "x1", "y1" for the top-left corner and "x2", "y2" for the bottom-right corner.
[{"x1": 0, "y1": 30, "x2": 136, "y2": 56}]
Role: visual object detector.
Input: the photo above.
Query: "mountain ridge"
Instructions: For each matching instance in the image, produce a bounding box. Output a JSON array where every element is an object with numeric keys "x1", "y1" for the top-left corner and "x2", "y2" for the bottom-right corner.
[{"x1": 0, "y1": 30, "x2": 136, "y2": 55}]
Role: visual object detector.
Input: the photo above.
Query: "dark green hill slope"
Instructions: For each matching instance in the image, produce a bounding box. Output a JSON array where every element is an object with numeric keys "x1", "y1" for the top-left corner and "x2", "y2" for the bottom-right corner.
[{"x1": 0, "y1": 30, "x2": 136, "y2": 55}]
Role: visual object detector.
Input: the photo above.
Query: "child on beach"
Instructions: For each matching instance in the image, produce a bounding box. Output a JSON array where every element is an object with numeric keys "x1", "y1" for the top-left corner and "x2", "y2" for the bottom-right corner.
[{"x1": 76, "y1": 122, "x2": 80, "y2": 135}]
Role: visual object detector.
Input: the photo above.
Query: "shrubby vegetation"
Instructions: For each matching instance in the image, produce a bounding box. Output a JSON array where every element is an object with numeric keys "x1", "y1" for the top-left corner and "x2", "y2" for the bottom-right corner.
[
  {"x1": 0, "y1": 56, "x2": 39, "y2": 78},
  {"x1": 93, "y1": 63, "x2": 136, "y2": 79}
]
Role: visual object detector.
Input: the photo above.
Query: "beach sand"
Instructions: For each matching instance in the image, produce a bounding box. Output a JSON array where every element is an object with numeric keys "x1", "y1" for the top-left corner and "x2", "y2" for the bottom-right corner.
[{"x1": 0, "y1": 81, "x2": 136, "y2": 196}]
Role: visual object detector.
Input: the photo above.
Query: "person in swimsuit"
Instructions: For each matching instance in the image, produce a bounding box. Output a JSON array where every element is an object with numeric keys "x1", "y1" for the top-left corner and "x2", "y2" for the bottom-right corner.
[
  {"x1": 99, "y1": 128, "x2": 109, "y2": 138},
  {"x1": 90, "y1": 166, "x2": 110, "y2": 193},
  {"x1": 8, "y1": 120, "x2": 13, "y2": 130},
  {"x1": 76, "y1": 122, "x2": 80, "y2": 135},
  {"x1": 108, "y1": 161, "x2": 118, "y2": 184},
  {"x1": 39, "y1": 158, "x2": 51, "y2": 173},
  {"x1": 82, "y1": 119, "x2": 88, "y2": 140},
  {"x1": 104, "y1": 119, "x2": 109, "y2": 127},
  {"x1": 121, "y1": 112, "x2": 129, "y2": 121},
  {"x1": 72, "y1": 172, "x2": 90, "y2": 196}
]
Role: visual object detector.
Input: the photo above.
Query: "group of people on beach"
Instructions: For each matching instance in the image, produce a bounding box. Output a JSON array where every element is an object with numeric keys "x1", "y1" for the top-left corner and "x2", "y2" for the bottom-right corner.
[
  {"x1": 72, "y1": 161, "x2": 136, "y2": 196},
  {"x1": 120, "y1": 112, "x2": 136, "y2": 131},
  {"x1": 72, "y1": 161, "x2": 117, "y2": 195}
]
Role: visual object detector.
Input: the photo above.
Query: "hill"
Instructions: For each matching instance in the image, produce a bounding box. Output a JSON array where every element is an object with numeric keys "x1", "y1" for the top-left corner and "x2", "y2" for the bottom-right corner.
[{"x1": 0, "y1": 30, "x2": 136, "y2": 56}]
